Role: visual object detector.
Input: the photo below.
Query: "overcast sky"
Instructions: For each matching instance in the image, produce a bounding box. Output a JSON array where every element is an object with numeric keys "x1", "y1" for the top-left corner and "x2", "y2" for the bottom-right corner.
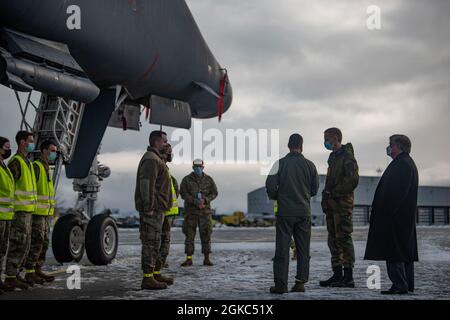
[{"x1": 0, "y1": 0, "x2": 449, "y2": 214}]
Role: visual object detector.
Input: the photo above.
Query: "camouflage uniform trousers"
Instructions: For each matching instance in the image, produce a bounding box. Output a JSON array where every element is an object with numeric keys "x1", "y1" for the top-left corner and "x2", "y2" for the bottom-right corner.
[
  {"x1": 325, "y1": 198, "x2": 355, "y2": 268},
  {"x1": 23, "y1": 215, "x2": 50, "y2": 270},
  {"x1": 157, "y1": 216, "x2": 174, "y2": 269},
  {"x1": 0, "y1": 220, "x2": 11, "y2": 276},
  {"x1": 5, "y1": 211, "x2": 32, "y2": 276},
  {"x1": 290, "y1": 239, "x2": 297, "y2": 259},
  {"x1": 139, "y1": 211, "x2": 165, "y2": 274},
  {"x1": 183, "y1": 212, "x2": 212, "y2": 255}
]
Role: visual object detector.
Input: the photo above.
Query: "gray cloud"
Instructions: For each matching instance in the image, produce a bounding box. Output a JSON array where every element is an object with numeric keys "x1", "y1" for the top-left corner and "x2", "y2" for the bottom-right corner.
[{"x1": 1, "y1": 0, "x2": 449, "y2": 214}]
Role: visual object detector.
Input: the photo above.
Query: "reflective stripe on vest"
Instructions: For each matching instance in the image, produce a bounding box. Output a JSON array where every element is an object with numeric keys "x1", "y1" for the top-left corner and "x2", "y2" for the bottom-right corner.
[
  {"x1": 165, "y1": 176, "x2": 179, "y2": 217},
  {"x1": 0, "y1": 164, "x2": 14, "y2": 220},
  {"x1": 34, "y1": 160, "x2": 55, "y2": 216},
  {"x1": 8, "y1": 155, "x2": 36, "y2": 213},
  {"x1": 274, "y1": 200, "x2": 279, "y2": 216}
]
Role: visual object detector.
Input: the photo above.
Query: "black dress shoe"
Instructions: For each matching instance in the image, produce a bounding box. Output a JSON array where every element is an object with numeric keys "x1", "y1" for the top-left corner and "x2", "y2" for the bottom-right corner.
[{"x1": 381, "y1": 288, "x2": 408, "y2": 295}]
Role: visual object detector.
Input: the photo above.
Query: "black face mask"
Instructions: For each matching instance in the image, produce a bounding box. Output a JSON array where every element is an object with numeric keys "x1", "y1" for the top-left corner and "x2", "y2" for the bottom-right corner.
[
  {"x1": 166, "y1": 153, "x2": 173, "y2": 163},
  {"x1": 1, "y1": 149, "x2": 11, "y2": 160}
]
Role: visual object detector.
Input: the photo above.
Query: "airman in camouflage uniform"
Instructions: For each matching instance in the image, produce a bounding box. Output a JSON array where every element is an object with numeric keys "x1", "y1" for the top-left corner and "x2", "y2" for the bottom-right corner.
[
  {"x1": 320, "y1": 128, "x2": 359, "y2": 288},
  {"x1": 157, "y1": 174, "x2": 178, "y2": 268},
  {"x1": 135, "y1": 131, "x2": 172, "y2": 290},
  {"x1": 4, "y1": 131, "x2": 37, "y2": 291},
  {"x1": 0, "y1": 136, "x2": 14, "y2": 294},
  {"x1": 180, "y1": 159, "x2": 218, "y2": 267},
  {"x1": 23, "y1": 140, "x2": 58, "y2": 285},
  {"x1": 154, "y1": 144, "x2": 179, "y2": 279}
]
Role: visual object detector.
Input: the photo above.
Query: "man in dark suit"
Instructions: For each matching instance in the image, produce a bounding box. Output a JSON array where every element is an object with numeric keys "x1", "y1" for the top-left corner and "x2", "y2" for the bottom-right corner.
[{"x1": 364, "y1": 135, "x2": 419, "y2": 295}]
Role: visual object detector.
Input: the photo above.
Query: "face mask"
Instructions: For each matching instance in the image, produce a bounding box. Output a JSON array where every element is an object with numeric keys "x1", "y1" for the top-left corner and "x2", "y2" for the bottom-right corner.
[
  {"x1": 166, "y1": 153, "x2": 173, "y2": 163},
  {"x1": 26, "y1": 143, "x2": 35, "y2": 153},
  {"x1": 324, "y1": 141, "x2": 333, "y2": 151},
  {"x1": 386, "y1": 146, "x2": 393, "y2": 157},
  {"x1": 193, "y1": 167, "x2": 203, "y2": 176},
  {"x1": 1, "y1": 149, "x2": 11, "y2": 160},
  {"x1": 48, "y1": 152, "x2": 57, "y2": 162}
]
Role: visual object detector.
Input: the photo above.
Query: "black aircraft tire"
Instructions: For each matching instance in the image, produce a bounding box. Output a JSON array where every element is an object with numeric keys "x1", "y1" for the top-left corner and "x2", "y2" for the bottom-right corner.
[
  {"x1": 52, "y1": 214, "x2": 85, "y2": 263},
  {"x1": 85, "y1": 213, "x2": 118, "y2": 266}
]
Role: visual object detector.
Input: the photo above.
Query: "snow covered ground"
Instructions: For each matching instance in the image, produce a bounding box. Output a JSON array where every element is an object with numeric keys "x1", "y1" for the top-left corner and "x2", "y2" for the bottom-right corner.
[{"x1": 1, "y1": 226, "x2": 449, "y2": 300}]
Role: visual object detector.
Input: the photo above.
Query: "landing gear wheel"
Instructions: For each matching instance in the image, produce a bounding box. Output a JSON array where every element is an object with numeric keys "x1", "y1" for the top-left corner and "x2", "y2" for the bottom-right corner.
[
  {"x1": 85, "y1": 213, "x2": 118, "y2": 265},
  {"x1": 52, "y1": 213, "x2": 85, "y2": 263}
]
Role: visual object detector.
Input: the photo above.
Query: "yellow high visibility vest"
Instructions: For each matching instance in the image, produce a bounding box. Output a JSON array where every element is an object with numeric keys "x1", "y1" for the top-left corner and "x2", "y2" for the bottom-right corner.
[
  {"x1": 34, "y1": 160, "x2": 55, "y2": 216},
  {"x1": 8, "y1": 154, "x2": 37, "y2": 213},
  {"x1": 0, "y1": 163, "x2": 14, "y2": 220},
  {"x1": 274, "y1": 200, "x2": 279, "y2": 216},
  {"x1": 165, "y1": 176, "x2": 179, "y2": 217}
]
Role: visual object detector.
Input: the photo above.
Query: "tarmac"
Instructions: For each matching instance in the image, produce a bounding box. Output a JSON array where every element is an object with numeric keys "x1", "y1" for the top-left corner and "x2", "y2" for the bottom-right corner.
[{"x1": 1, "y1": 226, "x2": 449, "y2": 300}]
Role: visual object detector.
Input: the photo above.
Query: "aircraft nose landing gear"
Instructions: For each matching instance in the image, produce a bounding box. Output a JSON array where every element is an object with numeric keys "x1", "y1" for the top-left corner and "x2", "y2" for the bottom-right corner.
[
  {"x1": 85, "y1": 213, "x2": 119, "y2": 265},
  {"x1": 52, "y1": 212, "x2": 119, "y2": 266},
  {"x1": 51, "y1": 154, "x2": 119, "y2": 265},
  {"x1": 51, "y1": 153, "x2": 119, "y2": 266},
  {"x1": 25, "y1": 93, "x2": 119, "y2": 266},
  {"x1": 52, "y1": 211, "x2": 85, "y2": 263}
]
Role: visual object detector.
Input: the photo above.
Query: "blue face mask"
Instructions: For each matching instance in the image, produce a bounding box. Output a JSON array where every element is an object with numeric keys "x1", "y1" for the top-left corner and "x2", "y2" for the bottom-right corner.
[
  {"x1": 26, "y1": 143, "x2": 35, "y2": 153},
  {"x1": 193, "y1": 167, "x2": 203, "y2": 176},
  {"x1": 324, "y1": 141, "x2": 333, "y2": 151},
  {"x1": 48, "y1": 152, "x2": 57, "y2": 162}
]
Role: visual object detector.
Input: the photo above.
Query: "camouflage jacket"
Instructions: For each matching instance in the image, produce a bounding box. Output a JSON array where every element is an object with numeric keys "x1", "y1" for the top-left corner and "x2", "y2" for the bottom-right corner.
[
  {"x1": 322, "y1": 143, "x2": 359, "y2": 212},
  {"x1": 135, "y1": 147, "x2": 171, "y2": 214},
  {"x1": 180, "y1": 172, "x2": 218, "y2": 215}
]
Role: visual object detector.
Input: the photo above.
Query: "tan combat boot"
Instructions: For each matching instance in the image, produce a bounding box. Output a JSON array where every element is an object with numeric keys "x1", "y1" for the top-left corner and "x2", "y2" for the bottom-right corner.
[
  {"x1": 25, "y1": 271, "x2": 44, "y2": 285},
  {"x1": 17, "y1": 274, "x2": 35, "y2": 287},
  {"x1": 153, "y1": 271, "x2": 174, "y2": 286},
  {"x1": 4, "y1": 276, "x2": 29, "y2": 290},
  {"x1": 291, "y1": 281, "x2": 306, "y2": 292},
  {"x1": 35, "y1": 268, "x2": 55, "y2": 283},
  {"x1": 141, "y1": 275, "x2": 168, "y2": 290},
  {"x1": 269, "y1": 286, "x2": 288, "y2": 294},
  {"x1": 0, "y1": 278, "x2": 14, "y2": 292},
  {"x1": 181, "y1": 256, "x2": 193, "y2": 267},
  {"x1": 203, "y1": 254, "x2": 214, "y2": 266}
]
